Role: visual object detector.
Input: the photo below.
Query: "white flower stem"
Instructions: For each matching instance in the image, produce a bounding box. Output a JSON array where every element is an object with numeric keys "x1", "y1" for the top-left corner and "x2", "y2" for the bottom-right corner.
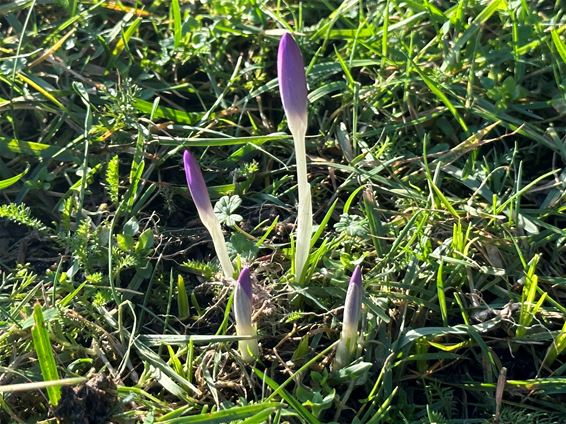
[
  {"x1": 291, "y1": 123, "x2": 312, "y2": 284},
  {"x1": 334, "y1": 324, "x2": 358, "y2": 370},
  {"x1": 236, "y1": 324, "x2": 259, "y2": 363},
  {"x1": 202, "y1": 214, "x2": 234, "y2": 279}
]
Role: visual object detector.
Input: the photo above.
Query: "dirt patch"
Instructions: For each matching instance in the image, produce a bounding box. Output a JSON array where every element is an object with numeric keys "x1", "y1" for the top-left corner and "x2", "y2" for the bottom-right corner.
[{"x1": 54, "y1": 374, "x2": 117, "y2": 424}]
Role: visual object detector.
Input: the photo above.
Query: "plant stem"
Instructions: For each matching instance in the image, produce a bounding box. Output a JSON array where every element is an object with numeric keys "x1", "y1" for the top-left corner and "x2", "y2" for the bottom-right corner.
[
  {"x1": 291, "y1": 124, "x2": 312, "y2": 284},
  {"x1": 204, "y1": 216, "x2": 234, "y2": 279}
]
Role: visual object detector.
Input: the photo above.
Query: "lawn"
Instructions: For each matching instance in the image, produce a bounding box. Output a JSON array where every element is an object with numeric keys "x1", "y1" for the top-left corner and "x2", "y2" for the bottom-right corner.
[{"x1": 1, "y1": 0, "x2": 565, "y2": 423}]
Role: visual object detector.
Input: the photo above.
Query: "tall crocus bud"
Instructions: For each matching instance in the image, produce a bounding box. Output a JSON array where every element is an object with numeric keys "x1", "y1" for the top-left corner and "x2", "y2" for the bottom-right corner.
[
  {"x1": 278, "y1": 33, "x2": 308, "y2": 133},
  {"x1": 334, "y1": 265, "x2": 363, "y2": 370},
  {"x1": 183, "y1": 150, "x2": 234, "y2": 279},
  {"x1": 278, "y1": 32, "x2": 312, "y2": 283},
  {"x1": 234, "y1": 266, "x2": 259, "y2": 362}
]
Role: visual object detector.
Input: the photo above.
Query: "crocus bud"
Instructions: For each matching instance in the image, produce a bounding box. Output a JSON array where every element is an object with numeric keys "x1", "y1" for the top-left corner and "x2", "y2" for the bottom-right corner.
[
  {"x1": 277, "y1": 32, "x2": 308, "y2": 133},
  {"x1": 184, "y1": 150, "x2": 214, "y2": 216},
  {"x1": 183, "y1": 150, "x2": 234, "y2": 279},
  {"x1": 334, "y1": 265, "x2": 363, "y2": 370},
  {"x1": 234, "y1": 266, "x2": 259, "y2": 362},
  {"x1": 277, "y1": 32, "x2": 312, "y2": 283}
]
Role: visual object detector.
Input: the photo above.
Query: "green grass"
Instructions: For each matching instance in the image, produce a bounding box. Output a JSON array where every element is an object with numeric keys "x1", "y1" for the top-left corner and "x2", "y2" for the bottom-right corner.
[{"x1": 1, "y1": 0, "x2": 565, "y2": 422}]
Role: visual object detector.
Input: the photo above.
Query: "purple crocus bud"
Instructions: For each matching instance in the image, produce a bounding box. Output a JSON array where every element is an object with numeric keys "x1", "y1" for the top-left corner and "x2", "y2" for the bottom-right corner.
[
  {"x1": 334, "y1": 265, "x2": 363, "y2": 370},
  {"x1": 183, "y1": 150, "x2": 234, "y2": 279},
  {"x1": 234, "y1": 266, "x2": 259, "y2": 362},
  {"x1": 277, "y1": 32, "x2": 312, "y2": 283},
  {"x1": 277, "y1": 32, "x2": 308, "y2": 135},
  {"x1": 184, "y1": 150, "x2": 214, "y2": 216}
]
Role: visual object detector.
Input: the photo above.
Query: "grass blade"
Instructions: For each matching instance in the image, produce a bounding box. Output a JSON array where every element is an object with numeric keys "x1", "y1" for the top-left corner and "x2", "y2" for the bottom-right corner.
[
  {"x1": 0, "y1": 164, "x2": 29, "y2": 190},
  {"x1": 159, "y1": 402, "x2": 281, "y2": 423},
  {"x1": 31, "y1": 303, "x2": 61, "y2": 406}
]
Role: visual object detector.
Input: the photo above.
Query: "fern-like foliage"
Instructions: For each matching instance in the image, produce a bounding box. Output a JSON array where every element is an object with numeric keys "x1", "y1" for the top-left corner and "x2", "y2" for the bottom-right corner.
[
  {"x1": 423, "y1": 382, "x2": 456, "y2": 419},
  {"x1": 419, "y1": 409, "x2": 448, "y2": 424},
  {"x1": 181, "y1": 259, "x2": 216, "y2": 280},
  {"x1": 485, "y1": 407, "x2": 566, "y2": 424},
  {"x1": 67, "y1": 220, "x2": 106, "y2": 273},
  {"x1": 105, "y1": 155, "x2": 120, "y2": 205},
  {"x1": 111, "y1": 245, "x2": 137, "y2": 271},
  {"x1": 59, "y1": 197, "x2": 74, "y2": 234},
  {"x1": 73, "y1": 220, "x2": 94, "y2": 268},
  {"x1": 0, "y1": 203, "x2": 47, "y2": 231}
]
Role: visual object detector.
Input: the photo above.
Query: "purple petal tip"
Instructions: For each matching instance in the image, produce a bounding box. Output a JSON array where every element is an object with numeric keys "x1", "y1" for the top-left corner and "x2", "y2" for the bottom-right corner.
[
  {"x1": 183, "y1": 150, "x2": 212, "y2": 214},
  {"x1": 350, "y1": 265, "x2": 362, "y2": 286},
  {"x1": 342, "y1": 264, "x2": 363, "y2": 330},
  {"x1": 277, "y1": 32, "x2": 308, "y2": 121},
  {"x1": 237, "y1": 266, "x2": 252, "y2": 299}
]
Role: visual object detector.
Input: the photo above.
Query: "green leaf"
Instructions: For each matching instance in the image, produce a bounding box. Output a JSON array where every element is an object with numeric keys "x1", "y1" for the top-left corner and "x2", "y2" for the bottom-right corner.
[
  {"x1": 436, "y1": 260, "x2": 448, "y2": 326},
  {"x1": 334, "y1": 361, "x2": 372, "y2": 383},
  {"x1": 0, "y1": 165, "x2": 29, "y2": 190},
  {"x1": 0, "y1": 137, "x2": 76, "y2": 161},
  {"x1": 474, "y1": 0, "x2": 506, "y2": 24},
  {"x1": 177, "y1": 274, "x2": 190, "y2": 320},
  {"x1": 253, "y1": 368, "x2": 320, "y2": 424},
  {"x1": 158, "y1": 133, "x2": 291, "y2": 147},
  {"x1": 133, "y1": 98, "x2": 204, "y2": 125},
  {"x1": 411, "y1": 61, "x2": 469, "y2": 133},
  {"x1": 291, "y1": 335, "x2": 310, "y2": 362},
  {"x1": 170, "y1": 0, "x2": 182, "y2": 49},
  {"x1": 551, "y1": 29, "x2": 566, "y2": 64},
  {"x1": 134, "y1": 339, "x2": 201, "y2": 398},
  {"x1": 229, "y1": 233, "x2": 259, "y2": 261},
  {"x1": 109, "y1": 17, "x2": 141, "y2": 64},
  {"x1": 136, "y1": 228, "x2": 154, "y2": 252},
  {"x1": 214, "y1": 195, "x2": 243, "y2": 227},
  {"x1": 158, "y1": 402, "x2": 281, "y2": 423},
  {"x1": 31, "y1": 304, "x2": 61, "y2": 406},
  {"x1": 117, "y1": 234, "x2": 135, "y2": 252},
  {"x1": 334, "y1": 214, "x2": 369, "y2": 237},
  {"x1": 138, "y1": 334, "x2": 257, "y2": 346}
]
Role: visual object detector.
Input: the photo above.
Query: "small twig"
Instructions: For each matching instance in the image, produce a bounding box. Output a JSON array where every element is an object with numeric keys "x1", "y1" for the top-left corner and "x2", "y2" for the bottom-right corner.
[{"x1": 494, "y1": 367, "x2": 507, "y2": 423}]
